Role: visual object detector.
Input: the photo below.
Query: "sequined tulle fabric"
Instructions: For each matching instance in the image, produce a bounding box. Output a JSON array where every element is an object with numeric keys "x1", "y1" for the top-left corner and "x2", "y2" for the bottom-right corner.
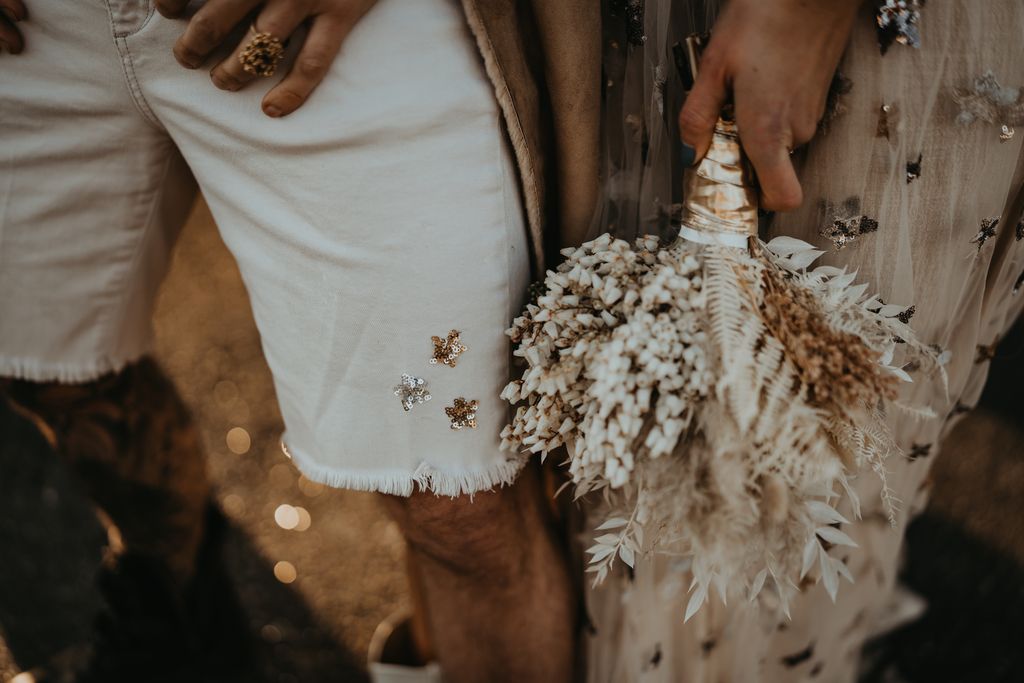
[{"x1": 586, "y1": 1, "x2": 1024, "y2": 681}]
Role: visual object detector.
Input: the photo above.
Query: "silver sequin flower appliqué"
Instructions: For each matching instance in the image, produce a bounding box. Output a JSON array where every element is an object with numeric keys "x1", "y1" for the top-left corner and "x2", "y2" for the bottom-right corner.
[
  {"x1": 954, "y1": 71, "x2": 1024, "y2": 143},
  {"x1": 876, "y1": 0, "x2": 922, "y2": 54},
  {"x1": 818, "y1": 198, "x2": 879, "y2": 251},
  {"x1": 821, "y1": 215, "x2": 879, "y2": 250},
  {"x1": 393, "y1": 374, "x2": 432, "y2": 411}
]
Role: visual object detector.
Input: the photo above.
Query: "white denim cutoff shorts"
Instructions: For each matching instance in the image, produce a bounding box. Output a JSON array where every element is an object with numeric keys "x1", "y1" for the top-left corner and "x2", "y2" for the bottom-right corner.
[{"x1": 0, "y1": 0, "x2": 533, "y2": 496}]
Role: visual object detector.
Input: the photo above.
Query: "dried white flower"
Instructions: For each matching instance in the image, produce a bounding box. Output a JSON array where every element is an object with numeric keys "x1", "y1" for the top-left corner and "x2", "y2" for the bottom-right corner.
[{"x1": 502, "y1": 233, "x2": 944, "y2": 619}]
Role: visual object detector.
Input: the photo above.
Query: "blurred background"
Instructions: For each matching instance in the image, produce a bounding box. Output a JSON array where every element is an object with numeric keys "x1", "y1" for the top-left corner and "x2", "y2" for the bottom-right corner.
[{"x1": 1, "y1": 199, "x2": 1023, "y2": 682}]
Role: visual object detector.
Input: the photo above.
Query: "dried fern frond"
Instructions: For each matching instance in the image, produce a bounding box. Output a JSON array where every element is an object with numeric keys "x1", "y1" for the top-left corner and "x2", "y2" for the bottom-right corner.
[{"x1": 501, "y1": 233, "x2": 944, "y2": 619}]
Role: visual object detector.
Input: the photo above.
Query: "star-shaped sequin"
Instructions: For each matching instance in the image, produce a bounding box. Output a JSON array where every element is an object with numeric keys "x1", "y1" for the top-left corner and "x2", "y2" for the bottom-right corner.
[
  {"x1": 393, "y1": 373, "x2": 432, "y2": 411},
  {"x1": 876, "y1": 103, "x2": 898, "y2": 139},
  {"x1": 975, "y1": 339, "x2": 999, "y2": 364},
  {"x1": 445, "y1": 397, "x2": 479, "y2": 430},
  {"x1": 821, "y1": 214, "x2": 879, "y2": 250},
  {"x1": 954, "y1": 71, "x2": 1024, "y2": 143},
  {"x1": 876, "y1": 0, "x2": 922, "y2": 55},
  {"x1": 430, "y1": 330, "x2": 468, "y2": 368},
  {"x1": 906, "y1": 154, "x2": 922, "y2": 183},
  {"x1": 819, "y1": 72, "x2": 853, "y2": 132},
  {"x1": 970, "y1": 217, "x2": 999, "y2": 251},
  {"x1": 896, "y1": 305, "x2": 916, "y2": 324},
  {"x1": 907, "y1": 443, "x2": 932, "y2": 461}
]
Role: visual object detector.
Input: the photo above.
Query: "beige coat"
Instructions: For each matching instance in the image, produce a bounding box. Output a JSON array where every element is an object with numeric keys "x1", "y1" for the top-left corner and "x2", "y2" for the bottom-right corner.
[{"x1": 460, "y1": 0, "x2": 602, "y2": 273}]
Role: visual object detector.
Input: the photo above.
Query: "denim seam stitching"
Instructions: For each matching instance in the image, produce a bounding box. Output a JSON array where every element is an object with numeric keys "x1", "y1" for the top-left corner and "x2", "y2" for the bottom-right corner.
[
  {"x1": 95, "y1": 148, "x2": 177, "y2": 357},
  {"x1": 495, "y1": 113, "x2": 520, "y2": 431},
  {"x1": 116, "y1": 35, "x2": 164, "y2": 130}
]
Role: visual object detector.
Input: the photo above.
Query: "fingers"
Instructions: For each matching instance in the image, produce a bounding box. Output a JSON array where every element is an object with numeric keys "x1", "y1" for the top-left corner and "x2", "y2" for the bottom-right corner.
[
  {"x1": 738, "y1": 113, "x2": 803, "y2": 212},
  {"x1": 261, "y1": 14, "x2": 350, "y2": 117},
  {"x1": 678, "y1": 54, "x2": 728, "y2": 165},
  {"x1": 0, "y1": 0, "x2": 26, "y2": 22},
  {"x1": 0, "y1": 0, "x2": 25, "y2": 54},
  {"x1": 209, "y1": 0, "x2": 310, "y2": 92},
  {"x1": 173, "y1": 0, "x2": 257, "y2": 69},
  {"x1": 155, "y1": 0, "x2": 190, "y2": 19},
  {"x1": 0, "y1": 17, "x2": 22, "y2": 54}
]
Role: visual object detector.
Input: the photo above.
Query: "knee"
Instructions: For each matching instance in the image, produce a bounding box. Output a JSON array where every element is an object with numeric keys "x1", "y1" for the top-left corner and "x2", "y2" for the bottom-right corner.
[
  {"x1": 1, "y1": 357, "x2": 195, "y2": 467},
  {"x1": 381, "y1": 483, "x2": 531, "y2": 578}
]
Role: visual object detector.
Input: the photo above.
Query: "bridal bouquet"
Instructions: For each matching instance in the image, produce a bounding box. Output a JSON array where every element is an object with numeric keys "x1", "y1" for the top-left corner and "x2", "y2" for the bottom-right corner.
[{"x1": 499, "y1": 113, "x2": 944, "y2": 619}]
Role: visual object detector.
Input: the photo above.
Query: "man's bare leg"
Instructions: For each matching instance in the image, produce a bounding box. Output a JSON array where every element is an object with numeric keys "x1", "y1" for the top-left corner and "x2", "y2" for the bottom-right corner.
[
  {"x1": 2, "y1": 357, "x2": 210, "y2": 586},
  {"x1": 381, "y1": 463, "x2": 576, "y2": 683}
]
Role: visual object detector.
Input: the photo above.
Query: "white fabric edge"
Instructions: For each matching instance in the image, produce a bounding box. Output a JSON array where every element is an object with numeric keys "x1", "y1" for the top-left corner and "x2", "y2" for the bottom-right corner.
[
  {"x1": 280, "y1": 437, "x2": 529, "y2": 498},
  {"x1": 677, "y1": 225, "x2": 749, "y2": 248},
  {"x1": 0, "y1": 350, "x2": 148, "y2": 383},
  {"x1": 368, "y1": 661, "x2": 444, "y2": 683}
]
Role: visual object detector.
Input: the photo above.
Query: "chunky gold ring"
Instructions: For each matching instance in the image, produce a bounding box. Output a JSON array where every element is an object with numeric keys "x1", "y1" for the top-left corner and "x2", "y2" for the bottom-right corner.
[{"x1": 239, "y1": 24, "x2": 285, "y2": 78}]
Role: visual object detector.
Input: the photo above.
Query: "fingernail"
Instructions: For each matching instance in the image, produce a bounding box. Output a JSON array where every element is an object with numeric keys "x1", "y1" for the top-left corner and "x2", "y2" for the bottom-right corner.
[
  {"x1": 681, "y1": 143, "x2": 696, "y2": 167},
  {"x1": 264, "y1": 105, "x2": 282, "y2": 118},
  {"x1": 177, "y1": 52, "x2": 199, "y2": 69},
  {"x1": 211, "y1": 73, "x2": 239, "y2": 91}
]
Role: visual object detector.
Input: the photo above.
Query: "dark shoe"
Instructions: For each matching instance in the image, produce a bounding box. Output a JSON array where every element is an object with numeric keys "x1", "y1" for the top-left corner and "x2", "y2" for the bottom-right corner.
[{"x1": 78, "y1": 503, "x2": 256, "y2": 683}]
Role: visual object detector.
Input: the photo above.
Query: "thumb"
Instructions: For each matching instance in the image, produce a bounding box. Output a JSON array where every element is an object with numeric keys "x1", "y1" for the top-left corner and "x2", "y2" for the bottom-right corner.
[{"x1": 678, "y1": 62, "x2": 728, "y2": 166}]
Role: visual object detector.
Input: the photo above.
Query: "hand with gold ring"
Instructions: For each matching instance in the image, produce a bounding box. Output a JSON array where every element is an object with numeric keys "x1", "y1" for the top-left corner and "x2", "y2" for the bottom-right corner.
[{"x1": 160, "y1": 0, "x2": 379, "y2": 118}]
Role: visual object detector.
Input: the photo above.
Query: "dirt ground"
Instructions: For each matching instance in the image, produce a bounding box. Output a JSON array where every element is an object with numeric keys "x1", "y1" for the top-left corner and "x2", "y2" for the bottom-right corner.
[{"x1": 1, "y1": 199, "x2": 1023, "y2": 682}]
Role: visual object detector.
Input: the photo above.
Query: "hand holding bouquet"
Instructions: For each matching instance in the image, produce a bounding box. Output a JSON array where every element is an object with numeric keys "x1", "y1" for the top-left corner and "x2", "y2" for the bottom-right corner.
[{"x1": 500, "y1": 48, "x2": 943, "y2": 618}]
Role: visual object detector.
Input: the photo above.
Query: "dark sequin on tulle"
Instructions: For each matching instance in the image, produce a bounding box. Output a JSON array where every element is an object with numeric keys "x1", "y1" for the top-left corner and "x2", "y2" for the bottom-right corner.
[
  {"x1": 820, "y1": 72, "x2": 853, "y2": 131},
  {"x1": 876, "y1": 0, "x2": 922, "y2": 55},
  {"x1": 975, "y1": 339, "x2": 999, "y2": 363},
  {"x1": 951, "y1": 402, "x2": 972, "y2": 416},
  {"x1": 822, "y1": 215, "x2": 879, "y2": 250},
  {"x1": 908, "y1": 443, "x2": 932, "y2": 460},
  {"x1": 906, "y1": 154, "x2": 922, "y2": 183},
  {"x1": 641, "y1": 643, "x2": 662, "y2": 672},
  {"x1": 877, "y1": 103, "x2": 898, "y2": 139},
  {"x1": 610, "y1": 0, "x2": 645, "y2": 46},
  {"x1": 954, "y1": 71, "x2": 1024, "y2": 143},
  {"x1": 971, "y1": 217, "x2": 999, "y2": 251},
  {"x1": 781, "y1": 642, "x2": 816, "y2": 667},
  {"x1": 819, "y1": 199, "x2": 879, "y2": 250}
]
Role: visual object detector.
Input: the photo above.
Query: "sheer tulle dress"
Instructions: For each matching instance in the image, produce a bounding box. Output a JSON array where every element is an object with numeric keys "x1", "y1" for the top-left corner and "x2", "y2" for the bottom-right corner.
[{"x1": 586, "y1": 1, "x2": 1024, "y2": 680}]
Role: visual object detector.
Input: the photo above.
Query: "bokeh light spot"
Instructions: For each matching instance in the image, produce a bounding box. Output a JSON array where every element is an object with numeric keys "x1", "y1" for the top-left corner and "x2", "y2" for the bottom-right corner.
[
  {"x1": 222, "y1": 493, "x2": 246, "y2": 518},
  {"x1": 297, "y1": 475, "x2": 326, "y2": 497},
  {"x1": 294, "y1": 506, "x2": 312, "y2": 532},
  {"x1": 213, "y1": 379, "x2": 239, "y2": 406},
  {"x1": 274, "y1": 504, "x2": 299, "y2": 530},
  {"x1": 226, "y1": 426, "x2": 251, "y2": 454},
  {"x1": 274, "y1": 560, "x2": 297, "y2": 584}
]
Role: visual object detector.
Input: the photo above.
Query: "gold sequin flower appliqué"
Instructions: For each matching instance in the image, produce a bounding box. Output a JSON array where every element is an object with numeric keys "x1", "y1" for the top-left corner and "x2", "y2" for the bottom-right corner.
[
  {"x1": 445, "y1": 397, "x2": 479, "y2": 430},
  {"x1": 393, "y1": 374, "x2": 432, "y2": 411},
  {"x1": 430, "y1": 330, "x2": 468, "y2": 368}
]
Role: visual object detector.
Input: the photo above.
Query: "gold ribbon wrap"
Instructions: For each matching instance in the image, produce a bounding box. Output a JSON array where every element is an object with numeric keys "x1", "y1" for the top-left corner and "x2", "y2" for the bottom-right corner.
[{"x1": 678, "y1": 117, "x2": 759, "y2": 245}]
